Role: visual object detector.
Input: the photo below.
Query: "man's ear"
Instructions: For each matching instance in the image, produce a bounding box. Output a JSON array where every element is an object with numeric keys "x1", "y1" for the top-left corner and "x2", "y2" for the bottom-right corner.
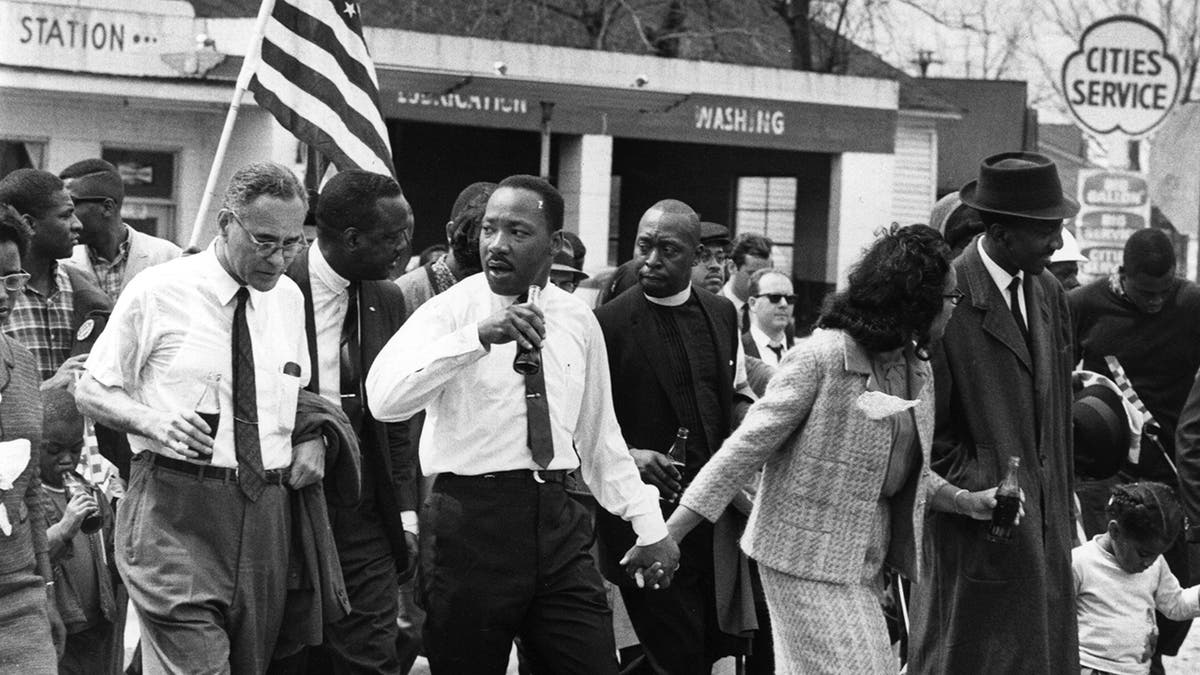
[
  {"x1": 216, "y1": 210, "x2": 231, "y2": 239},
  {"x1": 19, "y1": 212, "x2": 35, "y2": 233},
  {"x1": 102, "y1": 199, "x2": 118, "y2": 218},
  {"x1": 550, "y1": 230, "x2": 564, "y2": 256},
  {"x1": 445, "y1": 219, "x2": 456, "y2": 245},
  {"x1": 341, "y1": 226, "x2": 362, "y2": 251}
]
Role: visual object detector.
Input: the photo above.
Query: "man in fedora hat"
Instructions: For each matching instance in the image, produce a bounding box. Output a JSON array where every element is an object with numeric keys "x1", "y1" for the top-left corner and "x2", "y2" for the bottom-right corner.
[{"x1": 907, "y1": 152, "x2": 1081, "y2": 674}]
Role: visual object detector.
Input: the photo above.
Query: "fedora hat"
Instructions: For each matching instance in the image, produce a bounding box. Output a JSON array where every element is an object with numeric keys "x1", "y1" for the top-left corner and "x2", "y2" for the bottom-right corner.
[
  {"x1": 1072, "y1": 377, "x2": 1131, "y2": 480},
  {"x1": 959, "y1": 152, "x2": 1080, "y2": 221}
]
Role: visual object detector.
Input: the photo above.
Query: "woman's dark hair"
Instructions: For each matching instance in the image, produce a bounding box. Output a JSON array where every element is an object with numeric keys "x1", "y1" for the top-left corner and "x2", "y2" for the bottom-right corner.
[
  {"x1": 1106, "y1": 482, "x2": 1184, "y2": 544},
  {"x1": 816, "y1": 223, "x2": 951, "y2": 357}
]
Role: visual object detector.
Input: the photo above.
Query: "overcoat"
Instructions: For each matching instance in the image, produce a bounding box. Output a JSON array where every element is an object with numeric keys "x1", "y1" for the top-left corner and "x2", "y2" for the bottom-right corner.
[{"x1": 907, "y1": 239, "x2": 1077, "y2": 674}]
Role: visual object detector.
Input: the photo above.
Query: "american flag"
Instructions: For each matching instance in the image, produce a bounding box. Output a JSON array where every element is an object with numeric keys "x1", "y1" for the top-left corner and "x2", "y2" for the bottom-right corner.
[{"x1": 248, "y1": 0, "x2": 395, "y2": 176}]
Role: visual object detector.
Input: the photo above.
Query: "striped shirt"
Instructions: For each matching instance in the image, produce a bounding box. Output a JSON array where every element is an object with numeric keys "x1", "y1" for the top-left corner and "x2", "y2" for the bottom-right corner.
[{"x1": 3, "y1": 264, "x2": 75, "y2": 380}]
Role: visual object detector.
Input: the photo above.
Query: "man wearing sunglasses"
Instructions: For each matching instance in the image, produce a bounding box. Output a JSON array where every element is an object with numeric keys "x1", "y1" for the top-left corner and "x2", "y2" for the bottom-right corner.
[
  {"x1": 59, "y1": 159, "x2": 180, "y2": 301},
  {"x1": 76, "y1": 162, "x2": 318, "y2": 674},
  {"x1": 0, "y1": 169, "x2": 110, "y2": 389}
]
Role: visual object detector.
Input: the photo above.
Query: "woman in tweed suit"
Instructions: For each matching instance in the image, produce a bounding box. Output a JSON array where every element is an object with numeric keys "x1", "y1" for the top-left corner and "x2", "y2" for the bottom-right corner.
[
  {"x1": 666, "y1": 225, "x2": 1016, "y2": 673},
  {"x1": 0, "y1": 204, "x2": 62, "y2": 672}
]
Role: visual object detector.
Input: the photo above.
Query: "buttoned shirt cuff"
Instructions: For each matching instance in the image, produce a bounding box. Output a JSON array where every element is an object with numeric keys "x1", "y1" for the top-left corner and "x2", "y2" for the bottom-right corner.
[
  {"x1": 630, "y1": 513, "x2": 670, "y2": 547},
  {"x1": 401, "y1": 510, "x2": 419, "y2": 535}
]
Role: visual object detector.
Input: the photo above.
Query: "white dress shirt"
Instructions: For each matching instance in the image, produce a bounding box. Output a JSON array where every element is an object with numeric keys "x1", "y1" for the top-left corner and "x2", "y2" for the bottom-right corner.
[
  {"x1": 366, "y1": 272, "x2": 668, "y2": 545},
  {"x1": 978, "y1": 236, "x2": 1027, "y2": 324},
  {"x1": 308, "y1": 244, "x2": 351, "y2": 405},
  {"x1": 86, "y1": 246, "x2": 310, "y2": 470},
  {"x1": 749, "y1": 324, "x2": 788, "y2": 368},
  {"x1": 720, "y1": 281, "x2": 745, "y2": 315}
]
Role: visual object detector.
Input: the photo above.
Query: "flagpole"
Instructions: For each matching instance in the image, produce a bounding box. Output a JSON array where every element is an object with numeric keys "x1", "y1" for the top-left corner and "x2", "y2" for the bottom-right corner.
[{"x1": 186, "y1": 0, "x2": 279, "y2": 251}]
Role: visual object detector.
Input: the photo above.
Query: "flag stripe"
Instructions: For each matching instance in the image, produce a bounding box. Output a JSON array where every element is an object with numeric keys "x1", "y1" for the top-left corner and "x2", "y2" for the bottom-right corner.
[
  {"x1": 260, "y1": 28, "x2": 388, "y2": 145},
  {"x1": 249, "y1": 0, "x2": 394, "y2": 177},
  {"x1": 269, "y1": 0, "x2": 379, "y2": 91},
  {"x1": 250, "y1": 70, "x2": 394, "y2": 175}
]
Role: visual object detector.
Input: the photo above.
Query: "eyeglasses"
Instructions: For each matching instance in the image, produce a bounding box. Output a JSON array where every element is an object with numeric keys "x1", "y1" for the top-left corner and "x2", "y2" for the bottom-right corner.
[
  {"x1": 70, "y1": 196, "x2": 112, "y2": 207},
  {"x1": 226, "y1": 210, "x2": 307, "y2": 259},
  {"x1": 943, "y1": 289, "x2": 966, "y2": 306},
  {"x1": 697, "y1": 246, "x2": 728, "y2": 264},
  {"x1": 753, "y1": 293, "x2": 796, "y2": 305},
  {"x1": 0, "y1": 271, "x2": 30, "y2": 292}
]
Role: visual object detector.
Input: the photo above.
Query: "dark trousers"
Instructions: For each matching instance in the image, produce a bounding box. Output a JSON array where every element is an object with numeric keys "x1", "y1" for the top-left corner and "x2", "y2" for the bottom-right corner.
[
  {"x1": 117, "y1": 454, "x2": 291, "y2": 675},
  {"x1": 618, "y1": 522, "x2": 727, "y2": 674},
  {"x1": 310, "y1": 473, "x2": 402, "y2": 674},
  {"x1": 420, "y1": 473, "x2": 616, "y2": 674}
]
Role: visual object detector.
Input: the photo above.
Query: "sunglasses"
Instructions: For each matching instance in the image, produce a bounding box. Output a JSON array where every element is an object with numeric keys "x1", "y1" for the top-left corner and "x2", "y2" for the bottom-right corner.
[
  {"x1": 0, "y1": 271, "x2": 30, "y2": 292},
  {"x1": 71, "y1": 196, "x2": 112, "y2": 206},
  {"x1": 753, "y1": 293, "x2": 795, "y2": 305},
  {"x1": 943, "y1": 289, "x2": 966, "y2": 306}
]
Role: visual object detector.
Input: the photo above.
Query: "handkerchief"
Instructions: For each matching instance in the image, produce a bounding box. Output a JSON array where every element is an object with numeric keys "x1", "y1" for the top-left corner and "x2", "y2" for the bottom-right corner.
[
  {"x1": 856, "y1": 390, "x2": 919, "y2": 420},
  {"x1": 0, "y1": 438, "x2": 31, "y2": 490}
]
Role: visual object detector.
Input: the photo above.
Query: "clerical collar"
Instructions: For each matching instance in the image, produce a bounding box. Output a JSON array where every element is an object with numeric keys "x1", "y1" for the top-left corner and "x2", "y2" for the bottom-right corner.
[{"x1": 644, "y1": 285, "x2": 692, "y2": 307}]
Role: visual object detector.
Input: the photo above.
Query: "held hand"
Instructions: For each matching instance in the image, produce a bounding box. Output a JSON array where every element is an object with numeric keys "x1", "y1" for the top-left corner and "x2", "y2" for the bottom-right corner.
[
  {"x1": 620, "y1": 535, "x2": 681, "y2": 590},
  {"x1": 477, "y1": 302, "x2": 545, "y2": 350},
  {"x1": 60, "y1": 491, "x2": 99, "y2": 536},
  {"x1": 288, "y1": 438, "x2": 326, "y2": 489},
  {"x1": 147, "y1": 410, "x2": 213, "y2": 460},
  {"x1": 41, "y1": 354, "x2": 89, "y2": 393},
  {"x1": 629, "y1": 449, "x2": 682, "y2": 501},
  {"x1": 959, "y1": 487, "x2": 1026, "y2": 524}
]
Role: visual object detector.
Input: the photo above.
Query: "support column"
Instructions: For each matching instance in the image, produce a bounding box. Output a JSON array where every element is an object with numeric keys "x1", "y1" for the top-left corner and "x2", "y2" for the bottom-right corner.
[
  {"x1": 557, "y1": 134, "x2": 613, "y2": 274},
  {"x1": 827, "y1": 152, "x2": 894, "y2": 287}
]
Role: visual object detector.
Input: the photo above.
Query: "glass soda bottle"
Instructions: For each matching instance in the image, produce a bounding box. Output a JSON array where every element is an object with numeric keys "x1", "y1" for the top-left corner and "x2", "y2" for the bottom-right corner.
[
  {"x1": 513, "y1": 285, "x2": 543, "y2": 375},
  {"x1": 660, "y1": 427, "x2": 689, "y2": 504},
  {"x1": 195, "y1": 373, "x2": 221, "y2": 461},
  {"x1": 61, "y1": 471, "x2": 103, "y2": 534},
  {"x1": 986, "y1": 455, "x2": 1021, "y2": 543}
]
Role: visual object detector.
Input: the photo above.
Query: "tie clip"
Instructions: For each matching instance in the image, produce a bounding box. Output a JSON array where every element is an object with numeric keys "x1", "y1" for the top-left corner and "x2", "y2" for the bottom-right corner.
[{"x1": 526, "y1": 393, "x2": 543, "y2": 399}]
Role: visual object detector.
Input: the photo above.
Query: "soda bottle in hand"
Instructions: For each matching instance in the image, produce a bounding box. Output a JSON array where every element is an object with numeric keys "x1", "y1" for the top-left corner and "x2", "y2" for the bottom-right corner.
[
  {"x1": 987, "y1": 455, "x2": 1021, "y2": 543},
  {"x1": 513, "y1": 285, "x2": 542, "y2": 375},
  {"x1": 194, "y1": 373, "x2": 221, "y2": 462},
  {"x1": 61, "y1": 471, "x2": 103, "y2": 535},
  {"x1": 660, "y1": 427, "x2": 689, "y2": 504}
]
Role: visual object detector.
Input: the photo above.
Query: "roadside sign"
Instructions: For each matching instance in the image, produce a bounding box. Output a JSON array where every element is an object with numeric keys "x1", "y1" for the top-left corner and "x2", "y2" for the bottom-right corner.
[{"x1": 1075, "y1": 169, "x2": 1151, "y2": 277}]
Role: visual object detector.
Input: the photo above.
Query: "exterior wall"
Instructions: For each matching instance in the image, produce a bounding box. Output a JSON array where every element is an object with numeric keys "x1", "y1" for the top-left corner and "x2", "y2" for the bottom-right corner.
[
  {"x1": 828, "y1": 152, "x2": 895, "y2": 287},
  {"x1": 893, "y1": 115, "x2": 938, "y2": 226},
  {"x1": 0, "y1": 74, "x2": 280, "y2": 248}
]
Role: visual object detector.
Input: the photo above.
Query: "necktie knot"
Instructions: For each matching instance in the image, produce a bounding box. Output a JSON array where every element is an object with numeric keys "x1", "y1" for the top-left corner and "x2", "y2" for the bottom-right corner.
[{"x1": 236, "y1": 286, "x2": 250, "y2": 304}]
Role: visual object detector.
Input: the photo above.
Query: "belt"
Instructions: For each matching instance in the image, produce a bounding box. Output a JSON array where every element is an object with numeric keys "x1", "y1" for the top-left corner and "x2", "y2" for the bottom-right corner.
[
  {"x1": 441, "y1": 469, "x2": 568, "y2": 485},
  {"x1": 142, "y1": 453, "x2": 289, "y2": 486}
]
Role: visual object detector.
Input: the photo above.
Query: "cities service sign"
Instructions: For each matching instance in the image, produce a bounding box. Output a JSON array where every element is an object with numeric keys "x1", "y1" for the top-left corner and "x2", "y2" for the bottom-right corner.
[{"x1": 1061, "y1": 15, "x2": 1181, "y2": 138}]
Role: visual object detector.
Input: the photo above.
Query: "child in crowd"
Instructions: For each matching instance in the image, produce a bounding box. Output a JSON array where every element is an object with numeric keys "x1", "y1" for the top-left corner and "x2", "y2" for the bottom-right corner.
[
  {"x1": 37, "y1": 389, "x2": 122, "y2": 674},
  {"x1": 1074, "y1": 482, "x2": 1200, "y2": 675}
]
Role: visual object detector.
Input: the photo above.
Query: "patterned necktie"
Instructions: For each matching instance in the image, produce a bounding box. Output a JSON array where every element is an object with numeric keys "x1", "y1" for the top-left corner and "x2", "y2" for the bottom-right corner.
[
  {"x1": 1008, "y1": 275, "x2": 1029, "y2": 343},
  {"x1": 340, "y1": 282, "x2": 364, "y2": 433},
  {"x1": 519, "y1": 294, "x2": 554, "y2": 468},
  {"x1": 740, "y1": 302, "x2": 751, "y2": 333},
  {"x1": 233, "y1": 287, "x2": 266, "y2": 501}
]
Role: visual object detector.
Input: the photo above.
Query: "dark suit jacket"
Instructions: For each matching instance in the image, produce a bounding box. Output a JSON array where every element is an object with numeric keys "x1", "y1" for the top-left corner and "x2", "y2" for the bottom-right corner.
[
  {"x1": 908, "y1": 238, "x2": 1076, "y2": 674},
  {"x1": 286, "y1": 250, "x2": 416, "y2": 577}
]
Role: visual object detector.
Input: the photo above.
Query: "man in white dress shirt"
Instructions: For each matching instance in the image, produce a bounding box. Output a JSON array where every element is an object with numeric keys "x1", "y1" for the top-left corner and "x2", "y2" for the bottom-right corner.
[
  {"x1": 744, "y1": 269, "x2": 795, "y2": 368},
  {"x1": 366, "y1": 174, "x2": 678, "y2": 674},
  {"x1": 75, "y1": 162, "x2": 322, "y2": 674}
]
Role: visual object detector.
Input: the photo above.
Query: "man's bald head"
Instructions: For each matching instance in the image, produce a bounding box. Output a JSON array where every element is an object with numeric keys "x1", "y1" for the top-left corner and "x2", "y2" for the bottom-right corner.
[{"x1": 638, "y1": 199, "x2": 701, "y2": 248}]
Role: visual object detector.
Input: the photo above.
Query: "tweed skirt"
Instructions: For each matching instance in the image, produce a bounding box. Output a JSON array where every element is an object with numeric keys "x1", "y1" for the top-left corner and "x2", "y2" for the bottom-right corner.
[
  {"x1": 0, "y1": 570, "x2": 58, "y2": 674},
  {"x1": 757, "y1": 499, "x2": 896, "y2": 675}
]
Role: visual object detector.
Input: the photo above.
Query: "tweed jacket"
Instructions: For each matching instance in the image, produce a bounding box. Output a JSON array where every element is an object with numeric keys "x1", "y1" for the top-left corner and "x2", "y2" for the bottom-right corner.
[
  {"x1": 67, "y1": 227, "x2": 181, "y2": 297},
  {"x1": 286, "y1": 250, "x2": 416, "y2": 578},
  {"x1": 0, "y1": 335, "x2": 48, "y2": 577},
  {"x1": 680, "y1": 328, "x2": 946, "y2": 583}
]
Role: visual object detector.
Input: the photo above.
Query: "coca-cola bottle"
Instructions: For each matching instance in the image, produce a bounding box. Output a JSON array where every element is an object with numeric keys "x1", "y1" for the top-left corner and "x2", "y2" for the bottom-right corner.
[
  {"x1": 195, "y1": 373, "x2": 221, "y2": 461},
  {"x1": 660, "y1": 427, "x2": 689, "y2": 504},
  {"x1": 987, "y1": 455, "x2": 1022, "y2": 543},
  {"x1": 513, "y1": 285, "x2": 543, "y2": 375},
  {"x1": 61, "y1": 471, "x2": 103, "y2": 535}
]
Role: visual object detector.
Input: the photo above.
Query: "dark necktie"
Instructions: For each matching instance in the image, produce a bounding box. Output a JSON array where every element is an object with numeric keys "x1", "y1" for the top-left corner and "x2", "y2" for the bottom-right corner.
[
  {"x1": 767, "y1": 344, "x2": 784, "y2": 362},
  {"x1": 519, "y1": 295, "x2": 554, "y2": 468},
  {"x1": 233, "y1": 287, "x2": 266, "y2": 501},
  {"x1": 1008, "y1": 276, "x2": 1030, "y2": 343},
  {"x1": 340, "y1": 282, "x2": 364, "y2": 433},
  {"x1": 740, "y1": 302, "x2": 751, "y2": 333}
]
